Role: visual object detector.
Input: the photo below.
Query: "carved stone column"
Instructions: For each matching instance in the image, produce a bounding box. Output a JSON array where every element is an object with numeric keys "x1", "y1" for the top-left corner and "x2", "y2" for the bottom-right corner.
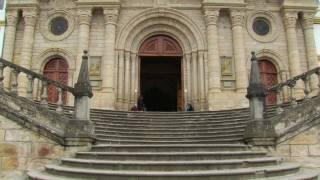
[
  {"x1": 191, "y1": 51, "x2": 198, "y2": 108},
  {"x1": 19, "y1": 8, "x2": 38, "y2": 95},
  {"x1": 283, "y1": 11, "x2": 303, "y2": 92},
  {"x1": 130, "y1": 53, "x2": 137, "y2": 107},
  {"x1": 117, "y1": 50, "x2": 125, "y2": 109},
  {"x1": 186, "y1": 53, "x2": 192, "y2": 104},
  {"x1": 231, "y1": 10, "x2": 248, "y2": 92},
  {"x1": 124, "y1": 51, "x2": 131, "y2": 110},
  {"x1": 198, "y1": 51, "x2": 206, "y2": 110},
  {"x1": 302, "y1": 12, "x2": 318, "y2": 90},
  {"x1": 102, "y1": 9, "x2": 119, "y2": 109},
  {"x1": 2, "y1": 9, "x2": 18, "y2": 89},
  {"x1": 75, "y1": 8, "x2": 92, "y2": 81},
  {"x1": 204, "y1": 10, "x2": 221, "y2": 94}
]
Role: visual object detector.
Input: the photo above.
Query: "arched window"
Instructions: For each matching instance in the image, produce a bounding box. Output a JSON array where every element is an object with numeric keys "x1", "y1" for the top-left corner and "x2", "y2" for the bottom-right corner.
[
  {"x1": 259, "y1": 60, "x2": 278, "y2": 105},
  {"x1": 43, "y1": 58, "x2": 69, "y2": 104}
]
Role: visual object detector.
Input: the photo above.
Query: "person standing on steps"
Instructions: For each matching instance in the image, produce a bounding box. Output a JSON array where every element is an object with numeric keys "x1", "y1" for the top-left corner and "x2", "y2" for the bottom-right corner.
[
  {"x1": 137, "y1": 95, "x2": 145, "y2": 111},
  {"x1": 186, "y1": 103, "x2": 194, "y2": 112}
]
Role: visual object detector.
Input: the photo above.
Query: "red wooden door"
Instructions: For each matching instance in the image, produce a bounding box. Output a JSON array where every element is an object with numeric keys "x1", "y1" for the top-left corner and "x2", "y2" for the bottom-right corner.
[
  {"x1": 259, "y1": 60, "x2": 278, "y2": 105},
  {"x1": 43, "y1": 58, "x2": 68, "y2": 104}
]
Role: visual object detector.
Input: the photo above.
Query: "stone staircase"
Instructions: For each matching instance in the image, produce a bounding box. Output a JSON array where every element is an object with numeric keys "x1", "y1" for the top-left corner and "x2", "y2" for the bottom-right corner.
[{"x1": 28, "y1": 109, "x2": 319, "y2": 180}]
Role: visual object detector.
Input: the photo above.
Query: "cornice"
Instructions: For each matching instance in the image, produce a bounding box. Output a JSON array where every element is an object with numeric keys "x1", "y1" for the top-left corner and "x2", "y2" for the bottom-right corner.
[{"x1": 75, "y1": 0, "x2": 121, "y2": 8}]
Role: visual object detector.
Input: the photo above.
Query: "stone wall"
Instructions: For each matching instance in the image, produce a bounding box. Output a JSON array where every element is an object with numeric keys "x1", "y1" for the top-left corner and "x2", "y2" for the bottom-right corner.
[
  {"x1": 0, "y1": 114, "x2": 88, "y2": 179},
  {"x1": 275, "y1": 125, "x2": 320, "y2": 169}
]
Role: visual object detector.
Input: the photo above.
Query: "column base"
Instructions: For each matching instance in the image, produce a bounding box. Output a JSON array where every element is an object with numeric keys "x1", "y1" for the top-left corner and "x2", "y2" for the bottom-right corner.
[
  {"x1": 64, "y1": 120, "x2": 95, "y2": 146},
  {"x1": 244, "y1": 120, "x2": 277, "y2": 147}
]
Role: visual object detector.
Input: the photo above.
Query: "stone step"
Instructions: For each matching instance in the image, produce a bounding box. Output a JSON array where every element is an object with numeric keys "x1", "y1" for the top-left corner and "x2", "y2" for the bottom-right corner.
[
  {"x1": 93, "y1": 121, "x2": 247, "y2": 129},
  {"x1": 75, "y1": 151, "x2": 267, "y2": 161},
  {"x1": 255, "y1": 168, "x2": 319, "y2": 180},
  {"x1": 94, "y1": 129, "x2": 245, "y2": 137},
  {"x1": 61, "y1": 157, "x2": 281, "y2": 171},
  {"x1": 91, "y1": 144, "x2": 250, "y2": 152},
  {"x1": 91, "y1": 117, "x2": 248, "y2": 125},
  {"x1": 94, "y1": 124, "x2": 246, "y2": 133},
  {"x1": 94, "y1": 133, "x2": 244, "y2": 141},
  {"x1": 95, "y1": 137, "x2": 244, "y2": 145},
  {"x1": 38, "y1": 163, "x2": 300, "y2": 180}
]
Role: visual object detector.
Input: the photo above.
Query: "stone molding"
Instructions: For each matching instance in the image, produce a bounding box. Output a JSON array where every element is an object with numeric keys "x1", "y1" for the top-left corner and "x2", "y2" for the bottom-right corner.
[
  {"x1": 6, "y1": 9, "x2": 19, "y2": 27},
  {"x1": 103, "y1": 9, "x2": 119, "y2": 25},
  {"x1": 246, "y1": 11, "x2": 281, "y2": 43},
  {"x1": 283, "y1": 11, "x2": 298, "y2": 29},
  {"x1": 203, "y1": 9, "x2": 220, "y2": 26},
  {"x1": 302, "y1": 12, "x2": 315, "y2": 30},
  {"x1": 77, "y1": 8, "x2": 92, "y2": 25},
  {"x1": 230, "y1": 9, "x2": 246, "y2": 27},
  {"x1": 40, "y1": 10, "x2": 76, "y2": 42},
  {"x1": 22, "y1": 8, "x2": 38, "y2": 27}
]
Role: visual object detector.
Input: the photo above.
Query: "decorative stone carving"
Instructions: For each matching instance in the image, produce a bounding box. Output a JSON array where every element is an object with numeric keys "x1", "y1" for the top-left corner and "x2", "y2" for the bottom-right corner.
[
  {"x1": 6, "y1": 9, "x2": 18, "y2": 27},
  {"x1": 77, "y1": 8, "x2": 92, "y2": 25},
  {"x1": 204, "y1": 10, "x2": 219, "y2": 26},
  {"x1": 230, "y1": 10, "x2": 245, "y2": 27},
  {"x1": 302, "y1": 12, "x2": 315, "y2": 30},
  {"x1": 23, "y1": 8, "x2": 38, "y2": 27},
  {"x1": 103, "y1": 9, "x2": 119, "y2": 25},
  {"x1": 283, "y1": 11, "x2": 298, "y2": 29}
]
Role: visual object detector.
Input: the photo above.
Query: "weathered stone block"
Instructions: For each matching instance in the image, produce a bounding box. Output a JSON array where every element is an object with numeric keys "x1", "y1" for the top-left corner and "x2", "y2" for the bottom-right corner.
[
  {"x1": 0, "y1": 130, "x2": 4, "y2": 141},
  {"x1": 288, "y1": 129, "x2": 319, "y2": 145},
  {"x1": 1, "y1": 157, "x2": 18, "y2": 170},
  {"x1": 290, "y1": 145, "x2": 309, "y2": 157},
  {"x1": 5, "y1": 130, "x2": 39, "y2": 142},
  {"x1": 0, "y1": 143, "x2": 17, "y2": 157},
  {"x1": 276, "y1": 144, "x2": 290, "y2": 157},
  {"x1": 309, "y1": 144, "x2": 320, "y2": 156},
  {"x1": 0, "y1": 117, "x2": 22, "y2": 129}
]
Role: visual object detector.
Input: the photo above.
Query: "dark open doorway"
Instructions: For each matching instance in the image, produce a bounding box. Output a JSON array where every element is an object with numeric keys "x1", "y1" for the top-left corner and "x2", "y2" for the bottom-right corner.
[{"x1": 140, "y1": 57, "x2": 182, "y2": 111}]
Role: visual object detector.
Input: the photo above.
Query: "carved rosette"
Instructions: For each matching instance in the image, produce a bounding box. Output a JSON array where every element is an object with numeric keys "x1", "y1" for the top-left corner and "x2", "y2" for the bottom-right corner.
[
  {"x1": 103, "y1": 9, "x2": 119, "y2": 25},
  {"x1": 204, "y1": 10, "x2": 220, "y2": 27},
  {"x1": 77, "y1": 9, "x2": 92, "y2": 26},
  {"x1": 6, "y1": 9, "x2": 19, "y2": 27},
  {"x1": 283, "y1": 11, "x2": 298, "y2": 29},
  {"x1": 302, "y1": 12, "x2": 315, "y2": 30},
  {"x1": 23, "y1": 8, "x2": 38, "y2": 27},
  {"x1": 231, "y1": 10, "x2": 245, "y2": 27}
]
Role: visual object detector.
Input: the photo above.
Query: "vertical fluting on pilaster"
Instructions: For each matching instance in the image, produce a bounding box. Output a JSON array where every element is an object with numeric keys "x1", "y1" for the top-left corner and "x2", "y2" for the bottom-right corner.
[
  {"x1": 124, "y1": 51, "x2": 131, "y2": 110},
  {"x1": 231, "y1": 9, "x2": 248, "y2": 92},
  {"x1": 191, "y1": 51, "x2": 198, "y2": 108},
  {"x1": 2, "y1": 9, "x2": 18, "y2": 89},
  {"x1": 204, "y1": 9, "x2": 221, "y2": 93},
  {"x1": 130, "y1": 53, "x2": 137, "y2": 107},
  {"x1": 75, "y1": 8, "x2": 92, "y2": 81},
  {"x1": 198, "y1": 51, "x2": 206, "y2": 110},
  {"x1": 185, "y1": 53, "x2": 192, "y2": 104},
  {"x1": 117, "y1": 50, "x2": 125, "y2": 108}
]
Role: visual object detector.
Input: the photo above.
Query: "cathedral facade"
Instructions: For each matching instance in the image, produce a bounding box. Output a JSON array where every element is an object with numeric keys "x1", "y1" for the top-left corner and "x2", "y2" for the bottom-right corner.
[{"x1": 3, "y1": 0, "x2": 319, "y2": 111}]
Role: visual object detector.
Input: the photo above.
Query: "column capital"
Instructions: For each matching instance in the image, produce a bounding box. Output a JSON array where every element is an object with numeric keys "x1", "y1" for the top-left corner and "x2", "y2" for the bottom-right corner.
[
  {"x1": 22, "y1": 8, "x2": 38, "y2": 27},
  {"x1": 283, "y1": 11, "x2": 298, "y2": 29},
  {"x1": 77, "y1": 8, "x2": 92, "y2": 25},
  {"x1": 302, "y1": 12, "x2": 315, "y2": 30},
  {"x1": 6, "y1": 9, "x2": 19, "y2": 27},
  {"x1": 230, "y1": 9, "x2": 246, "y2": 27},
  {"x1": 204, "y1": 9, "x2": 220, "y2": 26},
  {"x1": 103, "y1": 9, "x2": 119, "y2": 25}
]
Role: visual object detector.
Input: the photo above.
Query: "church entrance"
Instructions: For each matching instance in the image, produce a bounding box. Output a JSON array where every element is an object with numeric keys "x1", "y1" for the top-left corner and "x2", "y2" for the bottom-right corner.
[{"x1": 139, "y1": 35, "x2": 183, "y2": 111}]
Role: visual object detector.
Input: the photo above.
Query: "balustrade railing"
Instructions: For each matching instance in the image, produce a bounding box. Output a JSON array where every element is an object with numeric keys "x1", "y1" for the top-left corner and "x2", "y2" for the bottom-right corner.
[{"x1": 267, "y1": 67, "x2": 320, "y2": 114}]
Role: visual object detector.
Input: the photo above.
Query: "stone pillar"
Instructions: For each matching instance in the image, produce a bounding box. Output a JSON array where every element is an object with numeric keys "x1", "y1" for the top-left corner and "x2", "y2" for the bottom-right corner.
[
  {"x1": 101, "y1": 9, "x2": 119, "y2": 109},
  {"x1": 302, "y1": 12, "x2": 318, "y2": 90},
  {"x1": 204, "y1": 10, "x2": 221, "y2": 93},
  {"x1": 117, "y1": 50, "x2": 125, "y2": 109},
  {"x1": 231, "y1": 10, "x2": 248, "y2": 92},
  {"x1": 283, "y1": 12, "x2": 302, "y2": 78},
  {"x1": 18, "y1": 8, "x2": 38, "y2": 95},
  {"x1": 186, "y1": 53, "x2": 192, "y2": 104},
  {"x1": 75, "y1": 8, "x2": 92, "y2": 81},
  {"x1": 124, "y1": 51, "x2": 131, "y2": 110},
  {"x1": 191, "y1": 51, "x2": 198, "y2": 108},
  {"x1": 244, "y1": 52, "x2": 276, "y2": 146},
  {"x1": 198, "y1": 51, "x2": 206, "y2": 110},
  {"x1": 130, "y1": 53, "x2": 137, "y2": 106},
  {"x1": 2, "y1": 9, "x2": 18, "y2": 89}
]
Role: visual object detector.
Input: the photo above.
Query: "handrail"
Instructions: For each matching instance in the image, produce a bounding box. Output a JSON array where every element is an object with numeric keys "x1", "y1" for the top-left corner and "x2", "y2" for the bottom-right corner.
[
  {"x1": 267, "y1": 67, "x2": 320, "y2": 92},
  {"x1": 0, "y1": 58, "x2": 75, "y2": 94}
]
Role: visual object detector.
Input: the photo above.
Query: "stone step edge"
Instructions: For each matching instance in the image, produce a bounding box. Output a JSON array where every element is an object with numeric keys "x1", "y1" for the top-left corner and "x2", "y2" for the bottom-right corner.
[
  {"x1": 95, "y1": 133, "x2": 244, "y2": 139},
  {"x1": 76, "y1": 151, "x2": 267, "y2": 156},
  {"x1": 92, "y1": 143, "x2": 249, "y2": 148},
  {"x1": 254, "y1": 168, "x2": 319, "y2": 180},
  {"x1": 95, "y1": 138, "x2": 244, "y2": 143},
  {"x1": 43, "y1": 162, "x2": 300, "y2": 176},
  {"x1": 61, "y1": 157, "x2": 281, "y2": 165}
]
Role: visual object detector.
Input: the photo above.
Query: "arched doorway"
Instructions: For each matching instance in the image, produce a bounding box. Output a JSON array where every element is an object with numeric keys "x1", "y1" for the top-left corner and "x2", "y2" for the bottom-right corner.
[
  {"x1": 43, "y1": 58, "x2": 69, "y2": 104},
  {"x1": 139, "y1": 35, "x2": 183, "y2": 111},
  {"x1": 259, "y1": 60, "x2": 278, "y2": 105}
]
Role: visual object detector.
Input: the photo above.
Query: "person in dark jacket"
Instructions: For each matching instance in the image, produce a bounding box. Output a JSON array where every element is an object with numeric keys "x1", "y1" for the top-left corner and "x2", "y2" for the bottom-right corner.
[{"x1": 137, "y1": 95, "x2": 145, "y2": 111}]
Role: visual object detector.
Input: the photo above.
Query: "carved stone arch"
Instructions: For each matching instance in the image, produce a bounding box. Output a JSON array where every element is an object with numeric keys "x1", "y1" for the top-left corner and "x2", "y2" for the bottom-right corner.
[
  {"x1": 33, "y1": 48, "x2": 76, "y2": 72},
  {"x1": 139, "y1": 35, "x2": 182, "y2": 56},
  {"x1": 116, "y1": 8, "x2": 205, "y2": 53}
]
